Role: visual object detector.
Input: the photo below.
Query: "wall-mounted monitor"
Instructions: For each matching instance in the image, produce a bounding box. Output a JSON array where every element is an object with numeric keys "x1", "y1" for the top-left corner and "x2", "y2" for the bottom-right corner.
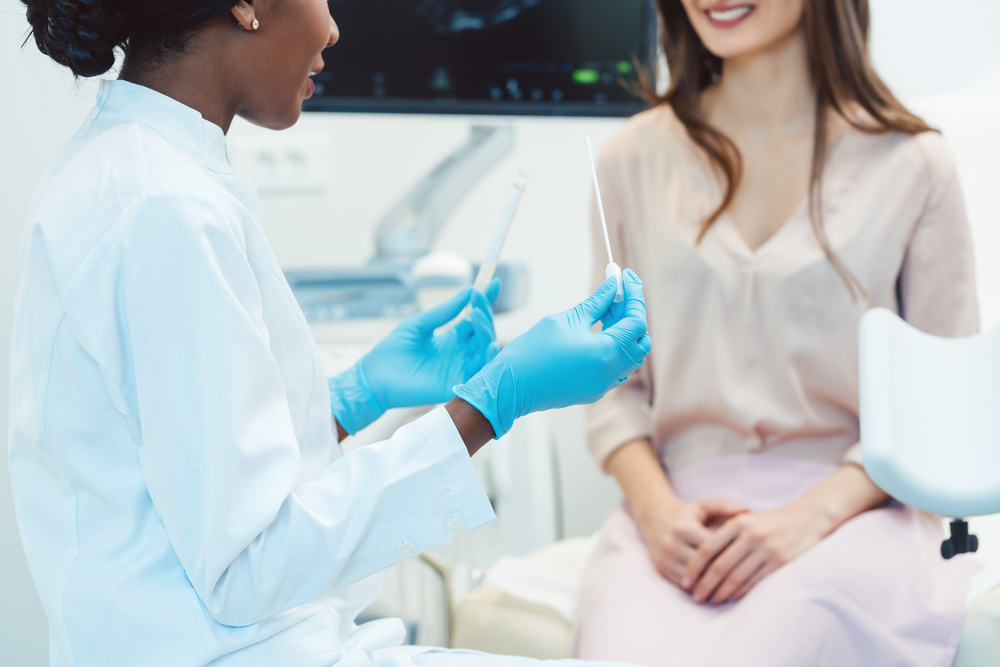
[{"x1": 304, "y1": 0, "x2": 658, "y2": 117}]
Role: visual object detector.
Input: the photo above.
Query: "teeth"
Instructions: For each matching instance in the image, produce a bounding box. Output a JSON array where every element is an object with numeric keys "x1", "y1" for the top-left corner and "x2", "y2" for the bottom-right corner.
[{"x1": 708, "y1": 6, "x2": 752, "y2": 21}]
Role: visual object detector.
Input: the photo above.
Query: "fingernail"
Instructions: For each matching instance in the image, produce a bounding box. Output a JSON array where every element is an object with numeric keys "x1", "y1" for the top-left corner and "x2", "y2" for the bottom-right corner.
[{"x1": 681, "y1": 576, "x2": 692, "y2": 588}]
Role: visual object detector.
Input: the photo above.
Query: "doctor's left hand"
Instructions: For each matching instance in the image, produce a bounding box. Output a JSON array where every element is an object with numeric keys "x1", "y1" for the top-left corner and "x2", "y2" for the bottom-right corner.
[{"x1": 329, "y1": 280, "x2": 501, "y2": 435}]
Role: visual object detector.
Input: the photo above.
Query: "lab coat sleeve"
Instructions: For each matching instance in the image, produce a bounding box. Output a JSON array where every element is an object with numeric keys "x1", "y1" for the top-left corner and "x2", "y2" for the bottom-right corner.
[
  {"x1": 585, "y1": 143, "x2": 655, "y2": 471},
  {"x1": 119, "y1": 190, "x2": 496, "y2": 627}
]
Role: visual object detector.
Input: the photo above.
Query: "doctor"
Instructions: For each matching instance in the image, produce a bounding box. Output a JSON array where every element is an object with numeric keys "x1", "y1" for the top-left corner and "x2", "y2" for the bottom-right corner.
[{"x1": 10, "y1": 1, "x2": 650, "y2": 666}]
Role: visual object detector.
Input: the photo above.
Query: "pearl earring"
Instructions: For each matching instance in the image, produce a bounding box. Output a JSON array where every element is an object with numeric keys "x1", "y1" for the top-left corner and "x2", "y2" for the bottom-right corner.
[{"x1": 252, "y1": 19, "x2": 259, "y2": 30}]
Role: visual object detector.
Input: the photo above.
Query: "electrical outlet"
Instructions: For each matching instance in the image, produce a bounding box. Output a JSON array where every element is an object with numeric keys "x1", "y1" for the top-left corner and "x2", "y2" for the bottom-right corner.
[{"x1": 227, "y1": 131, "x2": 334, "y2": 195}]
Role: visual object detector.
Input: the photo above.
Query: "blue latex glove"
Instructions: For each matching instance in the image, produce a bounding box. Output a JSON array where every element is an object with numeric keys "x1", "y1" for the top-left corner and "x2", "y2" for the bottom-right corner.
[
  {"x1": 455, "y1": 269, "x2": 651, "y2": 439},
  {"x1": 329, "y1": 280, "x2": 501, "y2": 435}
]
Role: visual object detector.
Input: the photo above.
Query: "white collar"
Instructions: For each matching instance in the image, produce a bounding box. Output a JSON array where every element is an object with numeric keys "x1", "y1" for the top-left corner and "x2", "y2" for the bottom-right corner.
[{"x1": 96, "y1": 79, "x2": 233, "y2": 174}]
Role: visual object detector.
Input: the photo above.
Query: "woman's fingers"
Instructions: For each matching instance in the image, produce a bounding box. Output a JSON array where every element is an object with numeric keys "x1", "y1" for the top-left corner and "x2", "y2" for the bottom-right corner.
[
  {"x1": 675, "y1": 520, "x2": 712, "y2": 550},
  {"x1": 710, "y1": 548, "x2": 768, "y2": 604},
  {"x1": 733, "y1": 560, "x2": 779, "y2": 601},
  {"x1": 697, "y1": 498, "x2": 748, "y2": 521},
  {"x1": 682, "y1": 517, "x2": 743, "y2": 590},
  {"x1": 690, "y1": 532, "x2": 754, "y2": 603},
  {"x1": 696, "y1": 498, "x2": 749, "y2": 531},
  {"x1": 650, "y1": 542, "x2": 696, "y2": 588}
]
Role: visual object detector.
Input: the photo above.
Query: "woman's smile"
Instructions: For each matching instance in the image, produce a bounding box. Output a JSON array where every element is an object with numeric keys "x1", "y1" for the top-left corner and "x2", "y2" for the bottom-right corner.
[{"x1": 706, "y1": 4, "x2": 756, "y2": 27}]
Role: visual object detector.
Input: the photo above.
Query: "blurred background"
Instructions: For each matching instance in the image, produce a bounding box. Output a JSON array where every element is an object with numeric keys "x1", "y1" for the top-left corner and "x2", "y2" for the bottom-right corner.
[{"x1": 2, "y1": 0, "x2": 999, "y2": 662}]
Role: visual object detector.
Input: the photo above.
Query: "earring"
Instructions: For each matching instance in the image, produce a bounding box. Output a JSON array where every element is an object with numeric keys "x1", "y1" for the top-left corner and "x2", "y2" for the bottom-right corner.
[{"x1": 252, "y1": 19, "x2": 259, "y2": 30}]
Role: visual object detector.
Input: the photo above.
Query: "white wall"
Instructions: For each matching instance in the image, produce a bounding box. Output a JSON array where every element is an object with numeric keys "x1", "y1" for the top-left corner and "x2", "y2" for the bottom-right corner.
[{"x1": 1, "y1": 0, "x2": 999, "y2": 663}]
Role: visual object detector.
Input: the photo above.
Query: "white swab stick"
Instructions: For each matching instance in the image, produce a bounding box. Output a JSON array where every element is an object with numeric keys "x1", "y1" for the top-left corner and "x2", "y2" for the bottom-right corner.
[
  {"x1": 586, "y1": 137, "x2": 614, "y2": 265},
  {"x1": 586, "y1": 136, "x2": 624, "y2": 303}
]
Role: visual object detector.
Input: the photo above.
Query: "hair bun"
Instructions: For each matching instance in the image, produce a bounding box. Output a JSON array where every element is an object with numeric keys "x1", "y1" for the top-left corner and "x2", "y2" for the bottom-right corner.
[{"x1": 24, "y1": 0, "x2": 125, "y2": 77}]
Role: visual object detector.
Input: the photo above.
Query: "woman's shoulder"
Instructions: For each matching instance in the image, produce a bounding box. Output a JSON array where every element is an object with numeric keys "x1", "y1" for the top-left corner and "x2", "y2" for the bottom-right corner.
[
  {"x1": 599, "y1": 103, "x2": 696, "y2": 174},
  {"x1": 840, "y1": 109, "x2": 957, "y2": 188}
]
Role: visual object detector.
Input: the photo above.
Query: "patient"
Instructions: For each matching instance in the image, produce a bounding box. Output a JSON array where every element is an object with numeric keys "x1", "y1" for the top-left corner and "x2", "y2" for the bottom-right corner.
[{"x1": 574, "y1": 1, "x2": 981, "y2": 665}]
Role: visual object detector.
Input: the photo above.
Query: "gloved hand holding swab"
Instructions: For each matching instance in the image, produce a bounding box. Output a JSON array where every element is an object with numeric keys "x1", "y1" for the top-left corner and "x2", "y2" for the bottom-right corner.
[{"x1": 586, "y1": 136, "x2": 624, "y2": 303}]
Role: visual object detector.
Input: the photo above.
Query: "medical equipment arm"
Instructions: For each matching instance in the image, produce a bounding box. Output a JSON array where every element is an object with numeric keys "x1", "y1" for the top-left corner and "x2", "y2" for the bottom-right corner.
[
  {"x1": 121, "y1": 194, "x2": 495, "y2": 626},
  {"x1": 329, "y1": 279, "x2": 501, "y2": 435},
  {"x1": 455, "y1": 269, "x2": 651, "y2": 439}
]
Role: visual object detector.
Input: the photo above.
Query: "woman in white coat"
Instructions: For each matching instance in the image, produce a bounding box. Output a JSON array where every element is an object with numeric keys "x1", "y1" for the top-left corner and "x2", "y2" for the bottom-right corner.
[{"x1": 10, "y1": 1, "x2": 651, "y2": 665}]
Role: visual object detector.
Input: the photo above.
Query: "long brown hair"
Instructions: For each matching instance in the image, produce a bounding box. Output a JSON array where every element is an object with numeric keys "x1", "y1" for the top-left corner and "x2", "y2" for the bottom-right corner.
[{"x1": 649, "y1": 0, "x2": 933, "y2": 299}]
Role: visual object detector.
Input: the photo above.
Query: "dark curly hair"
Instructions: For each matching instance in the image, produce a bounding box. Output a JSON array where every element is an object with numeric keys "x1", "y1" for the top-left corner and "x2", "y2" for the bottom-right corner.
[{"x1": 22, "y1": 0, "x2": 240, "y2": 78}]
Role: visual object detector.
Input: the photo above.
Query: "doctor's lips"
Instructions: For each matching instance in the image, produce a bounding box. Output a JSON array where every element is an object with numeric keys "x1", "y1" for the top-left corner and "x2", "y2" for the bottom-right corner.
[
  {"x1": 706, "y1": 4, "x2": 755, "y2": 27},
  {"x1": 307, "y1": 67, "x2": 323, "y2": 98}
]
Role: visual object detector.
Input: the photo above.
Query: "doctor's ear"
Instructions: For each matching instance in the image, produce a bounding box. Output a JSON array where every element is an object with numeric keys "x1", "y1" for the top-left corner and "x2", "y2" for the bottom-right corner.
[{"x1": 231, "y1": 1, "x2": 259, "y2": 31}]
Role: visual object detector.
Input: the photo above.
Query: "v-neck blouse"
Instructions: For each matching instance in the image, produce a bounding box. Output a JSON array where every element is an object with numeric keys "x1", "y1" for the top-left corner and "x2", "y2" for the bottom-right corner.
[{"x1": 587, "y1": 106, "x2": 979, "y2": 473}]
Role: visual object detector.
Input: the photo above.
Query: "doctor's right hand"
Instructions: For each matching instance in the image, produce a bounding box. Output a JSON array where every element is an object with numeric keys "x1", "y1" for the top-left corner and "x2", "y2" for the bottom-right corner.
[
  {"x1": 329, "y1": 281, "x2": 500, "y2": 436},
  {"x1": 454, "y1": 268, "x2": 651, "y2": 439}
]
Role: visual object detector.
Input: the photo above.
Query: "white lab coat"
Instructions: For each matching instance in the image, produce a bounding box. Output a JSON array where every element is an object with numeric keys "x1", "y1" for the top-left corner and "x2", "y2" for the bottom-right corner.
[{"x1": 7, "y1": 80, "x2": 498, "y2": 667}]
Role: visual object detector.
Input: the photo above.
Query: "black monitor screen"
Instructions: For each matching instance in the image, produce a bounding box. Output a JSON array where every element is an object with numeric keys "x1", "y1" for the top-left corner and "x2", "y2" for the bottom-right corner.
[{"x1": 305, "y1": 0, "x2": 657, "y2": 117}]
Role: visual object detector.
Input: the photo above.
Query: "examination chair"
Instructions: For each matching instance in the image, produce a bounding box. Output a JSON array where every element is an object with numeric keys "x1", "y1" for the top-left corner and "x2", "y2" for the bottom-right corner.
[
  {"x1": 858, "y1": 307, "x2": 1000, "y2": 665},
  {"x1": 448, "y1": 308, "x2": 1000, "y2": 665}
]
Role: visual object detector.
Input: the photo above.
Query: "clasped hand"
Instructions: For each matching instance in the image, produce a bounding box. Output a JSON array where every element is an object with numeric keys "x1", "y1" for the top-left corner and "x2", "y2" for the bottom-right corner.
[
  {"x1": 656, "y1": 501, "x2": 829, "y2": 605},
  {"x1": 329, "y1": 280, "x2": 500, "y2": 435}
]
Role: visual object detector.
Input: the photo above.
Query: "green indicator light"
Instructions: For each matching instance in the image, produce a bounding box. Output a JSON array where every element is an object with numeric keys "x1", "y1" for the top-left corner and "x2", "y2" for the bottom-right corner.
[
  {"x1": 573, "y1": 69, "x2": 600, "y2": 84},
  {"x1": 616, "y1": 61, "x2": 634, "y2": 75}
]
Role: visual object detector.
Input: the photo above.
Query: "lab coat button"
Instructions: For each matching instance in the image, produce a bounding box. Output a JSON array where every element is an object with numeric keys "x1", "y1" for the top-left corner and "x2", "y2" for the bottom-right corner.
[
  {"x1": 398, "y1": 542, "x2": 417, "y2": 558},
  {"x1": 447, "y1": 518, "x2": 466, "y2": 536}
]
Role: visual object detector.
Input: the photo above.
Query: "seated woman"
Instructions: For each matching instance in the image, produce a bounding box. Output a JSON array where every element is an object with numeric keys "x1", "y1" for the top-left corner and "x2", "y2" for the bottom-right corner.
[{"x1": 573, "y1": 0, "x2": 981, "y2": 665}]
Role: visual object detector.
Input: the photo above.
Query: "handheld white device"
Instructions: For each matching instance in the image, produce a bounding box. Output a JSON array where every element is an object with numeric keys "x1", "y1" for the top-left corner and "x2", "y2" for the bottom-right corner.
[
  {"x1": 472, "y1": 170, "x2": 529, "y2": 294},
  {"x1": 585, "y1": 136, "x2": 624, "y2": 303},
  {"x1": 458, "y1": 170, "x2": 529, "y2": 323}
]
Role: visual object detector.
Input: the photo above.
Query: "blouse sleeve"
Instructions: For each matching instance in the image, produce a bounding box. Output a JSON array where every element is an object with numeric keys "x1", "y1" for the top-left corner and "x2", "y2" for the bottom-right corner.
[
  {"x1": 115, "y1": 191, "x2": 495, "y2": 627},
  {"x1": 586, "y1": 145, "x2": 656, "y2": 470},
  {"x1": 898, "y1": 133, "x2": 980, "y2": 338},
  {"x1": 846, "y1": 134, "x2": 979, "y2": 467}
]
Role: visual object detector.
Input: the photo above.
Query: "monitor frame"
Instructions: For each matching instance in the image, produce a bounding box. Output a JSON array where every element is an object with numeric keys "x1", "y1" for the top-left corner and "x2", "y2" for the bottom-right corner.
[{"x1": 303, "y1": 1, "x2": 660, "y2": 119}]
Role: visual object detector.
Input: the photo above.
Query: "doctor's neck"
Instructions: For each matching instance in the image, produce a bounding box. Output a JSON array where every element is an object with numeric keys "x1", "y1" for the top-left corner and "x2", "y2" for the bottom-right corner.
[{"x1": 119, "y1": 18, "x2": 246, "y2": 135}]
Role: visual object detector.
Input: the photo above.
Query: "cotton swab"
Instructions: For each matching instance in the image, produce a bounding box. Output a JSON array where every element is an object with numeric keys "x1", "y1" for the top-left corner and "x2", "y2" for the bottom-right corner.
[{"x1": 586, "y1": 136, "x2": 624, "y2": 303}]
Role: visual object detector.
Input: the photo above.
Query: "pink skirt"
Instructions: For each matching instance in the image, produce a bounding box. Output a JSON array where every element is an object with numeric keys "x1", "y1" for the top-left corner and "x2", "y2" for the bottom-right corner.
[{"x1": 573, "y1": 454, "x2": 981, "y2": 667}]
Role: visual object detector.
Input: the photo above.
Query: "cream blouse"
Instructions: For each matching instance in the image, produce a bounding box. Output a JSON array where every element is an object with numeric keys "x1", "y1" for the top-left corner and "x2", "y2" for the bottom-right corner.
[{"x1": 587, "y1": 106, "x2": 979, "y2": 474}]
